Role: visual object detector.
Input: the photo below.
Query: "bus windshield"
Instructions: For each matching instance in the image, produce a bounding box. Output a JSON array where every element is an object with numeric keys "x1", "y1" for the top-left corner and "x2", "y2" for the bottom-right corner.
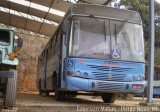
[
  {"x1": 0, "y1": 30, "x2": 10, "y2": 46},
  {"x1": 69, "y1": 16, "x2": 144, "y2": 62}
]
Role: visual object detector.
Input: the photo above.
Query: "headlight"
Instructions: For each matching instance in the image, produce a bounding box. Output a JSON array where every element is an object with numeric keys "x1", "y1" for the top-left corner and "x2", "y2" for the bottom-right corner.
[
  {"x1": 76, "y1": 71, "x2": 81, "y2": 76},
  {"x1": 132, "y1": 76, "x2": 135, "y2": 80},
  {"x1": 137, "y1": 75, "x2": 141, "y2": 80},
  {"x1": 83, "y1": 72, "x2": 88, "y2": 77}
]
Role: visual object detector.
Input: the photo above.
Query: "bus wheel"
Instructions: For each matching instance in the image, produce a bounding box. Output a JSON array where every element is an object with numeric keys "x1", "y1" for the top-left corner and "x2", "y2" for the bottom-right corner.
[
  {"x1": 41, "y1": 91, "x2": 49, "y2": 97},
  {"x1": 66, "y1": 92, "x2": 77, "y2": 98},
  {"x1": 38, "y1": 79, "x2": 49, "y2": 97},
  {"x1": 101, "y1": 93, "x2": 117, "y2": 103},
  {"x1": 55, "y1": 90, "x2": 66, "y2": 101},
  {"x1": 38, "y1": 79, "x2": 43, "y2": 96},
  {"x1": 54, "y1": 77, "x2": 66, "y2": 100}
]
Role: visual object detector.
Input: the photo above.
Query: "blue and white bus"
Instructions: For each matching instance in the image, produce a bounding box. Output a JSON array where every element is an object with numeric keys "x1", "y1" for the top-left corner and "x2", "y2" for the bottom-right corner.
[{"x1": 37, "y1": 4, "x2": 146, "y2": 103}]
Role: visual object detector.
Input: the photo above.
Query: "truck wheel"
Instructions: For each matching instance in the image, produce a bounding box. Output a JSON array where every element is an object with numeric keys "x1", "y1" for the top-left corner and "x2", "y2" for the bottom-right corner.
[
  {"x1": 4, "y1": 70, "x2": 17, "y2": 107},
  {"x1": 101, "y1": 93, "x2": 117, "y2": 103}
]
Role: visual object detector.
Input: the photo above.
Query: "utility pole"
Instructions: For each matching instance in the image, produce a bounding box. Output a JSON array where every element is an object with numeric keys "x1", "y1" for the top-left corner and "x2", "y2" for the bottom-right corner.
[{"x1": 147, "y1": 0, "x2": 155, "y2": 103}]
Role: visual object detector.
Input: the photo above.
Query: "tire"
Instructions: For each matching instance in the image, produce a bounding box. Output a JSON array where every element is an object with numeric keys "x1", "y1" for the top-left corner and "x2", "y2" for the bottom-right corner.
[
  {"x1": 41, "y1": 91, "x2": 49, "y2": 97},
  {"x1": 39, "y1": 79, "x2": 49, "y2": 97},
  {"x1": 66, "y1": 94, "x2": 77, "y2": 98},
  {"x1": 66, "y1": 92, "x2": 77, "y2": 98},
  {"x1": 54, "y1": 75, "x2": 66, "y2": 101},
  {"x1": 38, "y1": 79, "x2": 42, "y2": 96},
  {"x1": 55, "y1": 90, "x2": 66, "y2": 101},
  {"x1": 4, "y1": 70, "x2": 17, "y2": 107},
  {"x1": 101, "y1": 93, "x2": 117, "y2": 103}
]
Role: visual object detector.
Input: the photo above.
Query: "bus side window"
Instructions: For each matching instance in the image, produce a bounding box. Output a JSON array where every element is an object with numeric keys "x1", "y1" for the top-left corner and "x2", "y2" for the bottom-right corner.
[
  {"x1": 48, "y1": 43, "x2": 52, "y2": 60},
  {"x1": 62, "y1": 18, "x2": 69, "y2": 45},
  {"x1": 47, "y1": 47, "x2": 50, "y2": 60},
  {"x1": 39, "y1": 57, "x2": 42, "y2": 70},
  {"x1": 52, "y1": 35, "x2": 56, "y2": 48},
  {"x1": 42, "y1": 52, "x2": 45, "y2": 65},
  {"x1": 55, "y1": 31, "x2": 61, "y2": 54},
  {"x1": 51, "y1": 36, "x2": 56, "y2": 57}
]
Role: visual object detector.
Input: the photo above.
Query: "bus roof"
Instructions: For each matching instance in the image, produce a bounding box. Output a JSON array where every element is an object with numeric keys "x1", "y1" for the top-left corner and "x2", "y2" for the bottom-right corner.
[{"x1": 71, "y1": 4, "x2": 142, "y2": 24}]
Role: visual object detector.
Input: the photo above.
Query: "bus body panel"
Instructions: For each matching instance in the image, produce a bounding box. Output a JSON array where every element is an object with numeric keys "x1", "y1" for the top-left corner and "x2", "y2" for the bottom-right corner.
[
  {"x1": 64, "y1": 57, "x2": 145, "y2": 93},
  {"x1": 46, "y1": 54, "x2": 60, "y2": 90}
]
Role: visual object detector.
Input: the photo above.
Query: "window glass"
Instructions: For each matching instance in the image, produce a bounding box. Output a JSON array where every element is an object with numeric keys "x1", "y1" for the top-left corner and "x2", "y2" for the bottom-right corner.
[
  {"x1": 69, "y1": 16, "x2": 144, "y2": 62},
  {"x1": 0, "y1": 30, "x2": 10, "y2": 46}
]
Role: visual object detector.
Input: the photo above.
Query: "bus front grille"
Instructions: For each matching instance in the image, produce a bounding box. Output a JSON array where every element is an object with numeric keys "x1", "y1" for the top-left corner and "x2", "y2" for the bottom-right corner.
[
  {"x1": 96, "y1": 81, "x2": 126, "y2": 91},
  {"x1": 93, "y1": 72, "x2": 126, "y2": 81},
  {"x1": 88, "y1": 65, "x2": 131, "y2": 81}
]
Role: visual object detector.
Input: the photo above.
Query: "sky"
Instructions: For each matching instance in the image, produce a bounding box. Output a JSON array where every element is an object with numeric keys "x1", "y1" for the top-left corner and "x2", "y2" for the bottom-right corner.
[{"x1": 156, "y1": 0, "x2": 160, "y2": 3}]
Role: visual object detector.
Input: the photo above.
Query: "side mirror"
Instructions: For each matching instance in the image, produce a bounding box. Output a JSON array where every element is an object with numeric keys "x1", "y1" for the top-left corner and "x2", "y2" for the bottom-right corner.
[
  {"x1": 14, "y1": 36, "x2": 23, "y2": 51},
  {"x1": 17, "y1": 38, "x2": 23, "y2": 48}
]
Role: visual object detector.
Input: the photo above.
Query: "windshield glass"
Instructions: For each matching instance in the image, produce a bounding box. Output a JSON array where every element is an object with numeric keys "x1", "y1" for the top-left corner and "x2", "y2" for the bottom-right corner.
[
  {"x1": 0, "y1": 30, "x2": 10, "y2": 46},
  {"x1": 69, "y1": 16, "x2": 144, "y2": 62}
]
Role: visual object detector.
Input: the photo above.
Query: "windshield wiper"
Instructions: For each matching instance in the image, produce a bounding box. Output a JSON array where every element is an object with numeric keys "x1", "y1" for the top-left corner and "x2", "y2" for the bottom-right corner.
[
  {"x1": 114, "y1": 24, "x2": 118, "y2": 45},
  {"x1": 116, "y1": 19, "x2": 128, "y2": 34}
]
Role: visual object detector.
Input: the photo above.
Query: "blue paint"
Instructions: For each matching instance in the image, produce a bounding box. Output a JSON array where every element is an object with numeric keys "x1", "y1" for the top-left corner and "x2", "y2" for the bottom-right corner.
[
  {"x1": 153, "y1": 88, "x2": 160, "y2": 95},
  {"x1": 64, "y1": 57, "x2": 146, "y2": 93}
]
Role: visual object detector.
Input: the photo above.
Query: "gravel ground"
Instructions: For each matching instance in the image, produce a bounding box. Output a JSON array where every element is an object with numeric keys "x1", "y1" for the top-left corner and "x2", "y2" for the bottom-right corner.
[{"x1": 0, "y1": 93, "x2": 160, "y2": 112}]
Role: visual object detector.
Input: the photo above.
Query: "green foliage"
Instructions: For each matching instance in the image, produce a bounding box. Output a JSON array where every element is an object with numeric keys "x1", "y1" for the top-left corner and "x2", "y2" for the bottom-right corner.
[
  {"x1": 154, "y1": 48, "x2": 160, "y2": 65},
  {"x1": 145, "y1": 41, "x2": 160, "y2": 65}
]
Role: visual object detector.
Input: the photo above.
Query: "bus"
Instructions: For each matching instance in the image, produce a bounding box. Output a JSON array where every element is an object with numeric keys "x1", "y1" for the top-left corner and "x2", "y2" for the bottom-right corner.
[{"x1": 37, "y1": 4, "x2": 146, "y2": 103}]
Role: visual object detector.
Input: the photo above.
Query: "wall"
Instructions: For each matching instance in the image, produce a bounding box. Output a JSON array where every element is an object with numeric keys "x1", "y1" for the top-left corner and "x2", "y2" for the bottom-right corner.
[{"x1": 16, "y1": 34, "x2": 48, "y2": 92}]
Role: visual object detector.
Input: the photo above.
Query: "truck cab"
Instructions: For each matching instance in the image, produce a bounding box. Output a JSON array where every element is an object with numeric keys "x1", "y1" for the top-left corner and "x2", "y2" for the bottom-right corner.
[
  {"x1": 0, "y1": 29, "x2": 19, "y2": 66},
  {"x1": 0, "y1": 28, "x2": 22, "y2": 108}
]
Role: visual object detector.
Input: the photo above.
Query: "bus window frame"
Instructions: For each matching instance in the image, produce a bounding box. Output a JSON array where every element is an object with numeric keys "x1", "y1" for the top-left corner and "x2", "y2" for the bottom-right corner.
[{"x1": 67, "y1": 15, "x2": 143, "y2": 58}]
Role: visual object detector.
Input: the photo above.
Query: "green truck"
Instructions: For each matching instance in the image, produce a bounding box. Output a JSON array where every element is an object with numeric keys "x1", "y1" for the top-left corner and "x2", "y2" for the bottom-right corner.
[{"x1": 0, "y1": 28, "x2": 22, "y2": 108}]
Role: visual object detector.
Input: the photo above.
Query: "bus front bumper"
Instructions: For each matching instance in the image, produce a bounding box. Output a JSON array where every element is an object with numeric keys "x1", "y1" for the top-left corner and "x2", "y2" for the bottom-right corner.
[{"x1": 66, "y1": 76, "x2": 146, "y2": 93}]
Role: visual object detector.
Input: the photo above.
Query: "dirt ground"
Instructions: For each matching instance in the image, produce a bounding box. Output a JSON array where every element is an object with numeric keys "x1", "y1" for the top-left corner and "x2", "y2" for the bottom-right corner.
[{"x1": 0, "y1": 93, "x2": 160, "y2": 112}]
